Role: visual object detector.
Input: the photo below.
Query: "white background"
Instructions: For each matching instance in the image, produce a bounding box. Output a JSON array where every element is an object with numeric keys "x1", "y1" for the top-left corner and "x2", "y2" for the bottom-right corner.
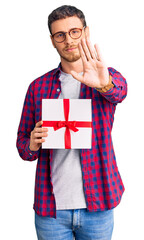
[{"x1": 1, "y1": 0, "x2": 144, "y2": 239}]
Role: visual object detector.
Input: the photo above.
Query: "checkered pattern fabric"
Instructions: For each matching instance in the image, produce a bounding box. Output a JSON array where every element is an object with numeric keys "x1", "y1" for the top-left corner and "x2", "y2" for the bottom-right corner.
[{"x1": 16, "y1": 64, "x2": 127, "y2": 218}]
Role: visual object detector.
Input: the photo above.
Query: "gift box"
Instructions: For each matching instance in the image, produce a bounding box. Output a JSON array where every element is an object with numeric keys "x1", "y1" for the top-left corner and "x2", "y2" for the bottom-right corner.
[{"x1": 42, "y1": 99, "x2": 92, "y2": 149}]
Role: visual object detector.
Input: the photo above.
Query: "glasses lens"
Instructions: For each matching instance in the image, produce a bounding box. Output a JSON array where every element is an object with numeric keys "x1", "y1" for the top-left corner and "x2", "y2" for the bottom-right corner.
[
  {"x1": 54, "y1": 32, "x2": 65, "y2": 43},
  {"x1": 70, "y1": 28, "x2": 82, "y2": 39}
]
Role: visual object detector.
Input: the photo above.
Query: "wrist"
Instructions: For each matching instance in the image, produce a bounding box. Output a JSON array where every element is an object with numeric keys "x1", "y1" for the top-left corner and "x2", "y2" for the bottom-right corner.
[
  {"x1": 29, "y1": 143, "x2": 39, "y2": 152},
  {"x1": 95, "y1": 75, "x2": 114, "y2": 93},
  {"x1": 25, "y1": 140, "x2": 40, "y2": 158}
]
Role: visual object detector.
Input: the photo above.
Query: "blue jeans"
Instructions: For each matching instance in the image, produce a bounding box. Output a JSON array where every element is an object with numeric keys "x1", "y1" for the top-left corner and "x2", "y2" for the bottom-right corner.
[{"x1": 35, "y1": 208, "x2": 114, "y2": 240}]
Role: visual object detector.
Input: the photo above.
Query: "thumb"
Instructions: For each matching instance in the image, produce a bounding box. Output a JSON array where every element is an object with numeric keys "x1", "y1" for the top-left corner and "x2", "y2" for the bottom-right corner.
[{"x1": 70, "y1": 70, "x2": 83, "y2": 82}]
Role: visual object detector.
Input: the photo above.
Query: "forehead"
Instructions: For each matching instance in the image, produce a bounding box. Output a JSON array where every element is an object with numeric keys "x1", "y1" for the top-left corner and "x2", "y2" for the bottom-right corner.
[{"x1": 51, "y1": 16, "x2": 83, "y2": 34}]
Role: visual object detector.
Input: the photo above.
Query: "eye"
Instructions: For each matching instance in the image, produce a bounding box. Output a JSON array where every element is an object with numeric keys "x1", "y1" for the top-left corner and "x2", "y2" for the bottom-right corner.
[
  {"x1": 70, "y1": 29, "x2": 81, "y2": 38},
  {"x1": 71, "y1": 29, "x2": 80, "y2": 34},
  {"x1": 55, "y1": 32, "x2": 64, "y2": 38}
]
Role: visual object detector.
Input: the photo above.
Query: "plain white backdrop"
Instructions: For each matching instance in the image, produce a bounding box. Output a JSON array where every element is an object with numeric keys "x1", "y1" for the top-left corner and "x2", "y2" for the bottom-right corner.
[{"x1": 1, "y1": 0, "x2": 144, "y2": 239}]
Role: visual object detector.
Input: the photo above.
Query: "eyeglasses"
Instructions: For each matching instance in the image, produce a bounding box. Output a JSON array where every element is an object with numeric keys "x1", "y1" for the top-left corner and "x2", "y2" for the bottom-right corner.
[{"x1": 52, "y1": 27, "x2": 85, "y2": 43}]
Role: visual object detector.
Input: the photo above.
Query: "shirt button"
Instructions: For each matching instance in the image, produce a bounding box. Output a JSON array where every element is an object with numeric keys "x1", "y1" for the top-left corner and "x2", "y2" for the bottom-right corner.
[
  {"x1": 57, "y1": 88, "x2": 60, "y2": 92},
  {"x1": 29, "y1": 153, "x2": 32, "y2": 156}
]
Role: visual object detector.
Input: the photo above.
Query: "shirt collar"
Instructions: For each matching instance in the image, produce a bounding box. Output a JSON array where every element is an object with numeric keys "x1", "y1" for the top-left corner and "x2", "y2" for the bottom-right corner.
[{"x1": 53, "y1": 63, "x2": 62, "y2": 76}]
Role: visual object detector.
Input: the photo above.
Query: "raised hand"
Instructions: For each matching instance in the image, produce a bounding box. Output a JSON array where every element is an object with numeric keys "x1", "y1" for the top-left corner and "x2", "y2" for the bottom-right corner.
[{"x1": 71, "y1": 27, "x2": 110, "y2": 89}]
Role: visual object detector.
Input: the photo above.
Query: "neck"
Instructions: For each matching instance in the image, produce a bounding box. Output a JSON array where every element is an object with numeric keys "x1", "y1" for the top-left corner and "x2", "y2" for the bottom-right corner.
[{"x1": 61, "y1": 58, "x2": 83, "y2": 74}]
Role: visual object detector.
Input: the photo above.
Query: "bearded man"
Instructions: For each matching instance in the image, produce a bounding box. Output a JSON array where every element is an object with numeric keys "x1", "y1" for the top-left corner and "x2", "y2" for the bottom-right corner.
[{"x1": 16, "y1": 5, "x2": 127, "y2": 240}]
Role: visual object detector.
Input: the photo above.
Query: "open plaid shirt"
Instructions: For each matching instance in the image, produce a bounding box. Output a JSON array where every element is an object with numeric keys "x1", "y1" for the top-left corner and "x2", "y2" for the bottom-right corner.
[{"x1": 16, "y1": 64, "x2": 127, "y2": 218}]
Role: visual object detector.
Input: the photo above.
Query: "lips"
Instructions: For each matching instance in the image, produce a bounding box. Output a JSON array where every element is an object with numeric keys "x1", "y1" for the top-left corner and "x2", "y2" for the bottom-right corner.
[
  {"x1": 64, "y1": 46, "x2": 77, "y2": 52},
  {"x1": 66, "y1": 48, "x2": 76, "y2": 52}
]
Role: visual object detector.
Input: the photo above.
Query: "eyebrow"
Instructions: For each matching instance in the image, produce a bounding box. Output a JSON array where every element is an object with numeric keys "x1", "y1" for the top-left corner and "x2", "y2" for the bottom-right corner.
[{"x1": 52, "y1": 27, "x2": 83, "y2": 36}]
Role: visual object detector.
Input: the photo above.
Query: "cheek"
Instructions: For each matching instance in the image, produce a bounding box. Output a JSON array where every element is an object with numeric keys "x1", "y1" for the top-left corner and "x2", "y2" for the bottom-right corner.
[
  {"x1": 76, "y1": 37, "x2": 83, "y2": 46},
  {"x1": 55, "y1": 45, "x2": 64, "y2": 55},
  {"x1": 50, "y1": 36, "x2": 56, "y2": 48},
  {"x1": 56, "y1": 46, "x2": 63, "y2": 52}
]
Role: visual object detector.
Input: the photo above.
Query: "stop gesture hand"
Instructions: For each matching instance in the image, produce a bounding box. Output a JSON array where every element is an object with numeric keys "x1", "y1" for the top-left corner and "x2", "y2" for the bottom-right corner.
[{"x1": 71, "y1": 27, "x2": 110, "y2": 89}]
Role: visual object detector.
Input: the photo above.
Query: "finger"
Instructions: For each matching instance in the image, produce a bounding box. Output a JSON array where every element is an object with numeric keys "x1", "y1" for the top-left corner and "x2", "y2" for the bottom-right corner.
[
  {"x1": 35, "y1": 127, "x2": 48, "y2": 133},
  {"x1": 84, "y1": 26, "x2": 96, "y2": 59},
  {"x1": 71, "y1": 70, "x2": 83, "y2": 82},
  {"x1": 81, "y1": 39, "x2": 91, "y2": 61},
  {"x1": 84, "y1": 26, "x2": 90, "y2": 38},
  {"x1": 35, "y1": 120, "x2": 43, "y2": 127},
  {"x1": 34, "y1": 132, "x2": 48, "y2": 138},
  {"x1": 86, "y1": 38, "x2": 97, "y2": 60},
  {"x1": 78, "y1": 41, "x2": 88, "y2": 63},
  {"x1": 34, "y1": 138, "x2": 45, "y2": 144},
  {"x1": 94, "y1": 44, "x2": 104, "y2": 62}
]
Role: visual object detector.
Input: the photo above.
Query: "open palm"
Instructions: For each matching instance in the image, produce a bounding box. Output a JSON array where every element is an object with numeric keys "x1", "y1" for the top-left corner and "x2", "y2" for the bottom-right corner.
[{"x1": 71, "y1": 27, "x2": 109, "y2": 89}]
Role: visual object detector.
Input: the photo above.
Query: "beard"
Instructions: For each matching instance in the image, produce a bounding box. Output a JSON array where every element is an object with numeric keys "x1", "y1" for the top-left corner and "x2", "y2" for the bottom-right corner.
[
  {"x1": 61, "y1": 52, "x2": 81, "y2": 62},
  {"x1": 55, "y1": 45, "x2": 81, "y2": 62}
]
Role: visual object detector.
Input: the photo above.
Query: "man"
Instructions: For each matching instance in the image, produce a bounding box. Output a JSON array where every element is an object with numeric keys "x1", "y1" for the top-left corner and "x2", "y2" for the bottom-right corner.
[{"x1": 16, "y1": 5, "x2": 127, "y2": 240}]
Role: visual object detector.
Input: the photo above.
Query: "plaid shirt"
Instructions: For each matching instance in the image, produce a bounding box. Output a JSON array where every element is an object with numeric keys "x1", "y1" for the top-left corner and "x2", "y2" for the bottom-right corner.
[{"x1": 16, "y1": 64, "x2": 127, "y2": 218}]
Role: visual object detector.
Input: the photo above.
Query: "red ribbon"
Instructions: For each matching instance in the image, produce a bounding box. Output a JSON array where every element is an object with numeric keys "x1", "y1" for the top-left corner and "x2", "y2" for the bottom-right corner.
[{"x1": 43, "y1": 99, "x2": 92, "y2": 149}]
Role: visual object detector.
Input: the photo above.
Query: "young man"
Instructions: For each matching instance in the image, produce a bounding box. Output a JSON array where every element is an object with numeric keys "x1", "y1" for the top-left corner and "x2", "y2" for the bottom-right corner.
[{"x1": 16, "y1": 5, "x2": 127, "y2": 240}]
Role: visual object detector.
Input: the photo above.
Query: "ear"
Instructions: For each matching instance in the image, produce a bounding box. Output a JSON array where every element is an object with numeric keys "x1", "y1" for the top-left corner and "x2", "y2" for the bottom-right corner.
[{"x1": 50, "y1": 35, "x2": 56, "y2": 48}]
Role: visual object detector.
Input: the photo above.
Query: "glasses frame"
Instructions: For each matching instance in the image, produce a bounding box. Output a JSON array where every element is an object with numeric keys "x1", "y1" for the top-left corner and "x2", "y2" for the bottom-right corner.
[{"x1": 51, "y1": 27, "x2": 85, "y2": 43}]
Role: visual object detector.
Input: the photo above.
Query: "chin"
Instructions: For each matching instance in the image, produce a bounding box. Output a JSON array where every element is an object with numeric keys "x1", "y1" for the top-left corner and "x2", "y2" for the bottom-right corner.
[{"x1": 62, "y1": 54, "x2": 81, "y2": 63}]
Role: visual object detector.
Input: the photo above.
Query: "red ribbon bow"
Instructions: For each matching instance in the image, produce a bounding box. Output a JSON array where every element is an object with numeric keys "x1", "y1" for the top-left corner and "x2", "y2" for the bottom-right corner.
[
  {"x1": 42, "y1": 99, "x2": 92, "y2": 149},
  {"x1": 54, "y1": 120, "x2": 78, "y2": 132}
]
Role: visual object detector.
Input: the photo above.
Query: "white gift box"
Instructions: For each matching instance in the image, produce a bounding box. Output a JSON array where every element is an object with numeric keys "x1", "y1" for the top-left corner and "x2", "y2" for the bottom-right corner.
[{"x1": 42, "y1": 99, "x2": 92, "y2": 149}]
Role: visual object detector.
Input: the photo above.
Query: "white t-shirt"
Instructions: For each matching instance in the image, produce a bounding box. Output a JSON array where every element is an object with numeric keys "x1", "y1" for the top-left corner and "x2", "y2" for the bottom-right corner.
[{"x1": 51, "y1": 71, "x2": 87, "y2": 210}]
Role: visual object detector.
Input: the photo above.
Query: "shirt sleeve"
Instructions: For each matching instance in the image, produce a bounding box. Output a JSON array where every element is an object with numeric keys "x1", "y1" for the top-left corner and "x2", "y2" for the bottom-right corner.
[
  {"x1": 16, "y1": 82, "x2": 40, "y2": 161},
  {"x1": 98, "y1": 67, "x2": 127, "y2": 104}
]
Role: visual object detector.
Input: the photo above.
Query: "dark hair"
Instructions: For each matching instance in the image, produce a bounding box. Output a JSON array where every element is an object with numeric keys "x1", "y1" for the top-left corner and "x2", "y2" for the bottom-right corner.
[{"x1": 48, "y1": 5, "x2": 87, "y2": 34}]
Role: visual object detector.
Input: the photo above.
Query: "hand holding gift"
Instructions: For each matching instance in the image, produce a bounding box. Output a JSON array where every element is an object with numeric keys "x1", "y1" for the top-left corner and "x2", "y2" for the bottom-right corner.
[{"x1": 29, "y1": 120, "x2": 48, "y2": 151}]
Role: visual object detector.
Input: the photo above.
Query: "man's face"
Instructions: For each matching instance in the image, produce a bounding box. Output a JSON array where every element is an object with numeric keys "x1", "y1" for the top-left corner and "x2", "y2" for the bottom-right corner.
[{"x1": 50, "y1": 16, "x2": 85, "y2": 63}]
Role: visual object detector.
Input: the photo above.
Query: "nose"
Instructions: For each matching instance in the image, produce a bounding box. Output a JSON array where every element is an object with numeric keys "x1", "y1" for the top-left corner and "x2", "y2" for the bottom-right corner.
[{"x1": 64, "y1": 33, "x2": 74, "y2": 45}]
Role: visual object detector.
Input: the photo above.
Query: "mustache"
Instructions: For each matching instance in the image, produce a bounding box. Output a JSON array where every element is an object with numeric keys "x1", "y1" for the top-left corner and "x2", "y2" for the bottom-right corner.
[{"x1": 63, "y1": 45, "x2": 78, "y2": 50}]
